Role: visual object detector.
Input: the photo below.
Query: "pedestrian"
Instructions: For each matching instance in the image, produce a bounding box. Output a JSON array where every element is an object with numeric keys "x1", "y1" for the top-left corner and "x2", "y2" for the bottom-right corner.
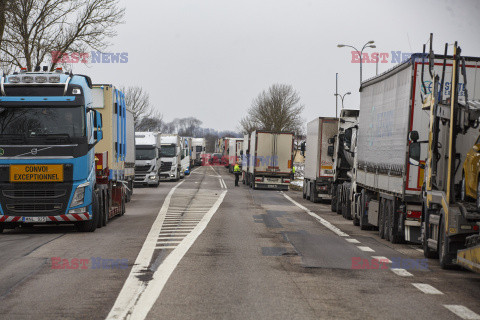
[
  {"x1": 234, "y1": 162, "x2": 241, "y2": 187},
  {"x1": 292, "y1": 165, "x2": 296, "y2": 180}
]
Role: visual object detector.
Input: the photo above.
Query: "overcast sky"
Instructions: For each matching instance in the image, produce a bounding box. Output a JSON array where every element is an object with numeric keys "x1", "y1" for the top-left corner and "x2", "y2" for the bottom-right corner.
[{"x1": 74, "y1": 0, "x2": 480, "y2": 132}]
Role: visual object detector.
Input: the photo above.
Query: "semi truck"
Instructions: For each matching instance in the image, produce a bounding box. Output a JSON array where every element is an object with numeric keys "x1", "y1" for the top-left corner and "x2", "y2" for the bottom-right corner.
[
  {"x1": 134, "y1": 131, "x2": 161, "y2": 187},
  {"x1": 303, "y1": 117, "x2": 338, "y2": 202},
  {"x1": 242, "y1": 134, "x2": 250, "y2": 184},
  {"x1": 192, "y1": 138, "x2": 206, "y2": 166},
  {"x1": 348, "y1": 52, "x2": 456, "y2": 243},
  {"x1": 246, "y1": 131, "x2": 294, "y2": 190},
  {"x1": 0, "y1": 68, "x2": 125, "y2": 233},
  {"x1": 160, "y1": 134, "x2": 181, "y2": 181},
  {"x1": 181, "y1": 137, "x2": 192, "y2": 175},
  {"x1": 419, "y1": 39, "x2": 480, "y2": 270},
  {"x1": 92, "y1": 84, "x2": 132, "y2": 225},
  {"x1": 228, "y1": 138, "x2": 243, "y2": 172},
  {"x1": 330, "y1": 110, "x2": 359, "y2": 216}
]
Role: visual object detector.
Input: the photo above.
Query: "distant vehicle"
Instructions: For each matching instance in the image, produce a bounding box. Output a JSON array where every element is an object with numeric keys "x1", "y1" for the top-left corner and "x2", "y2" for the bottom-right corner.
[
  {"x1": 160, "y1": 134, "x2": 181, "y2": 181},
  {"x1": 181, "y1": 137, "x2": 193, "y2": 175},
  {"x1": 246, "y1": 131, "x2": 294, "y2": 190},
  {"x1": 228, "y1": 138, "x2": 243, "y2": 173},
  {"x1": 192, "y1": 138, "x2": 206, "y2": 166},
  {"x1": 134, "y1": 132, "x2": 161, "y2": 187},
  {"x1": 209, "y1": 153, "x2": 225, "y2": 165},
  {"x1": 303, "y1": 117, "x2": 338, "y2": 202}
]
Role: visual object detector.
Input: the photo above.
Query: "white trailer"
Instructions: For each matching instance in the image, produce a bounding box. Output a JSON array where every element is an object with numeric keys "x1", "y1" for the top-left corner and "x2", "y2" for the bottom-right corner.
[
  {"x1": 125, "y1": 109, "x2": 136, "y2": 200},
  {"x1": 134, "y1": 132, "x2": 161, "y2": 187},
  {"x1": 303, "y1": 117, "x2": 338, "y2": 202},
  {"x1": 246, "y1": 131, "x2": 294, "y2": 190}
]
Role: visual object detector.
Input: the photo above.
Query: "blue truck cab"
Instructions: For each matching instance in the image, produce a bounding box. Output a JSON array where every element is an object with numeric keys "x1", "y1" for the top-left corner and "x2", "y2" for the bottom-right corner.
[{"x1": 0, "y1": 69, "x2": 103, "y2": 232}]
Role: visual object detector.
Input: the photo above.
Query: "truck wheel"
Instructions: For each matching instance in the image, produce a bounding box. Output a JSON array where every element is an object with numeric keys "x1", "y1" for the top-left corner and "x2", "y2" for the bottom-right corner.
[
  {"x1": 423, "y1": 210, "x2": 438, "y2": 259},
  {"x1": 310, "y1": 185, "x2": 317, "y2": 203},
  {"x1": 331, "y1": 184, "x2": 337, "y2": 212},
  {"x1": 97, "y1": 192, "x2": 104, "y2": 228},
  {"x1": 0, "y1": 224, "x2": 3, "y2": 234},
  {"x1": 353, "y1": 195, "x2": 360, "y2": 226},
  {"x1": 359, "y1": 191, "x2": 369, "y2": 230},
  {"x1": 302, "y1": 181, "x2": 307, "y2": 199},
  {"x1": 378, "y1": 198, "x2": 385, "y2": 239},
  {"x1": 438, "y1": 215, "x2": 455, "y2": 269},
  {"x1": 121, "y1": 191, "x2": 126, "y2": 216},
  {"x1": 387, "y1": 200, "x2": 402, "y2": 244},
  {"x1": 305, "y1": 182, "x2": 310, "y2": 200},
  {"x1": 336, "y1": 187, "x2": 343, "y2": 216},
  {"x1": 102, "y1": 192, "x2": 109, "y2": 227},
  {"x1": 76, "y1": 190, "x2": 99, "y2": 232}
]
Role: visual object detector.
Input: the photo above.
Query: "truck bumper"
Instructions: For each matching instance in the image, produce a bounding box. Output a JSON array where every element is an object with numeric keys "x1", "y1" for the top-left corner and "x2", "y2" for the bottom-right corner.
[
  {"x1": 159, "y1": 171, "x2": 177, "y2": 181},
  {"x1": 0, "y1": 212, "x2": 92, "y2": 224},
  {"x1": 134, "y1": 173, "x2": 159, "y2": 185},
  {"x1": 457, "y1": 242, "x2": 480, "y2": 273}
]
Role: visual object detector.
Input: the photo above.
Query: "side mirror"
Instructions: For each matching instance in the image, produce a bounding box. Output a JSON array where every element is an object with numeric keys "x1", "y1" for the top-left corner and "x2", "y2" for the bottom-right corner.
[
  {"x1": 328, "y1": 137, "x2": 335, "y2": 144},
  {"x1": 409, "y1": 141, "x2": 424, "y2": 168},
  {"x1": 240, "y1": 150, "x2": 243, "y2": 155},
  {"x1": 91, "y1": 110, "x2": 102, "y2": 147},
  {"x1": 408, "y1": 130, "x2": 419, "y2": 142},
  {"x1": 327, "y1": 145, "x2": 334, "y2": 157}
]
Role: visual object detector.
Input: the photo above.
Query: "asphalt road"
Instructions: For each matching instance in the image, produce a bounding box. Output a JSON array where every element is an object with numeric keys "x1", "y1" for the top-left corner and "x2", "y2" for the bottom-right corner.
[{"x1": 0, "y1": 166, "x2": 479, "y2": 320}]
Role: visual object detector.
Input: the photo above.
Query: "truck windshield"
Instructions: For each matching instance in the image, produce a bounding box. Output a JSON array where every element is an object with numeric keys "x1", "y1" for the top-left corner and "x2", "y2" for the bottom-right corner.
[
  {"x1": 160, "y1": 145, "x2": 176, "y2": 157},
  {"x1": 0, "y1": 106, "x2": 85, "y2": 139},
  {"x1": 136, "y1": 147, "x2": 156, "y2": 160},
  {"x1": 196, "y1": 146, "x2": 203, "y2": 152}
]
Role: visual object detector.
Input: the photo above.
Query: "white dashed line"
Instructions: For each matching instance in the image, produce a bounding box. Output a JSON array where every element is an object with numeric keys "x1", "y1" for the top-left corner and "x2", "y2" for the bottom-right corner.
[
  {"x1": 444, "y1": 305, "x2": 480, "y2": 320},
  {"x1": 371, "y1": 256, "x2": 392, "y2": 263},
  {"x1": 390, "y1": 268, "x2": 413, "y2": 277},
  {"x1": 345, "y1": 238, "x2": 360, "y2": 244},
  {"x1": 411, "y1": 283, "x2": 443, "y2": 295},
  {"x1": 282, "y1": 193, "x2": 349, "y2": 237},
  {"x1": 357, "y1": 246, "x2": 375, "y2": 252}
]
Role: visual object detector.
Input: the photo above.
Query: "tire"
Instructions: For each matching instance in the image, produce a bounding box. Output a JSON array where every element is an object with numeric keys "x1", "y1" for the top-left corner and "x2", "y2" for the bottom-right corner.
[
  {"x1": 97, "y1": 192, "x2": 104, "y2": 229},
  {"x1": 379, "y1": 198, "x2": 385, "y2": 239},
  {"x1": 423, "y1": 209, "x2": 438, "y2": 259},
  {"x1": 387, "y1": 200, "x2": 402, "y2": 244},
  {"x1": 438, "y1": 215, "x2": 455, "y2": 269},
  {"x1": 384, "y1": 200, "x2": 391, "y2": 242},
  {"x1": 353, "y1": 195, "x2": 360, "y2": 226},
  {"x1": 302, "y1": 181, "x2": 307, "y2": 199},
  {"x1": 102, "y1": 192, "x2": 109, "y2": 227},
  {"x1": 331, "y1": 184, "x2": 337, "y2": 212},
  {"x1": 336, "y1": 187, "x2": 343, "y2": 215},
  {"x1": 310, "y1": 185, "x2": 317, "y2": 203},
  {"x1": 306, "y1": 182, "x2": 310, "y2": 200},
  {"x1": 121, "y1": 190, "x2": 126, "y2": 216},
  {"x1": 359, "y1": 191, "x2": 369, "y2": 230},
  {"x1": 76, "y1": 190, "x2": 99, "y2": 232},
  {"x1": 0, "y1": 224, "x2": 4, "y2": 234}
]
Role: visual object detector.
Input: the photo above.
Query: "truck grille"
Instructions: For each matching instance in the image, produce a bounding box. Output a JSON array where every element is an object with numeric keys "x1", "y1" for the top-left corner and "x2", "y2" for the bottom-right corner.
[
  {"x1": 161, "y1": 162, "x2": 172, "y2": 172},
  {"x1": 135, "y1": 165, "x2": 152, "y2": 173},
  {"x1": 0, "y1": 183, "x2": 72, "y2": 217}
]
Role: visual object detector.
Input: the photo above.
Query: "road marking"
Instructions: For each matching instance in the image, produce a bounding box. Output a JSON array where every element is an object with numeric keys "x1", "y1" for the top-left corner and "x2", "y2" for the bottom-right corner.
[
  {"x1": 415, "y1": 249, "x2": 423, "y2": 253},
  {"x1": 390, "y1": 268, "x2": 413, "y2": 277},
  {"x1": 282, "y1": 193, "x2": 349, "y2": 237},
  {"x1": 411, "y1": 283, "x2": 443, "y2": 295},
  {"x1": 371, "y1": 256, "x2": 392, "y2": 263},
  {"x1": 157, "y1": 237, "x2": 185, "y2": 240},
  {"x1": 155, "y1": 246, "x2": 178, "y2": 250},
  {"x1": 345, "y1": 238, "x2": 360, "y2": 244},
  {"x1": 357, "y1": 246, "x2": 375, "y2": 252},
  {"x1": 444, "y1": 305, "x2": 480, "y2": 319},
  {"x1": 157, "y1": 241, "x2": 182, "y2": 244},
  {"x1": 107, "y1": 189, "x2": 227, "y2": 320},
  {"x1": 160, "y1": 226, "x2": 196, "y2": 230},
  {"x1": 105, "y1": 180, "x2": 184, "y2": 320},
  {"x1": 158, "y1": 233, "x2": 190, "y2": 236}
]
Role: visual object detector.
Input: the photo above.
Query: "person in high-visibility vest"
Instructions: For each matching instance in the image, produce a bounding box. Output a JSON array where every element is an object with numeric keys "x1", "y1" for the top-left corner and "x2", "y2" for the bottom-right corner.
[
  {"x1": 292, "y1": 165, "x2": 296, "y2": 180},
  {"x1": 234, "y1": 162, "x2": 241, "y2": 187}
]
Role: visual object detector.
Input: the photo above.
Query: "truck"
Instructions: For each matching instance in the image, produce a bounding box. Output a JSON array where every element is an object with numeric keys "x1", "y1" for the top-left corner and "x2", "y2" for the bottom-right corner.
[
  {"x1": 181, "y1": 137, "x2": 192, "y2": 175},
  {"x1": 246, "y1": 131, "x2": 294, "y2": 190},
  {"x1": 159, "y1": 134, "x2": 181, "y2": 181},
  {"x1": 192, "y1": 138, "x2": 206, "y2": 166},
  {"x1": 330, "y1": 110, "x2": 359, "y2": 218},
  {"x1": 134, "y1": 131, "x2": 161, "y2": 187},
  {"x1": 241, "y1": 134, "x2": 250, "y2": 184},
  {"x1": 302, "y1": 117, "x2": 338, "y2": 202},
  {"x1": 419, "y1": 38, "x2": 480, "y2": 270},
  {"x1": 0, "y1": 68, "x2": 122, "y2": 233},
  {"x1": 228, "y1": 138, "x2": 243, "y2": 172},
  {"x1": 348, "y1": 50, "x2": 464, "y2": 244},
  {"x1": 92, "y1": 84, "x2": 132, "y2": 225}
]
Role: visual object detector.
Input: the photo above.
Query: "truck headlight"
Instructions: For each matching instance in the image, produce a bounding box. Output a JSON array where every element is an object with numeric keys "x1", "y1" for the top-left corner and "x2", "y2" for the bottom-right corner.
[
  {"x1": 68, "y1": 207, "x2": 87, "y2": 214},
  {"x1": 71, "y1": 182, "x2": 89, "y2": 207},
  {"x1": 149, "y1": 175, "x2": 156, "y2": 180}
]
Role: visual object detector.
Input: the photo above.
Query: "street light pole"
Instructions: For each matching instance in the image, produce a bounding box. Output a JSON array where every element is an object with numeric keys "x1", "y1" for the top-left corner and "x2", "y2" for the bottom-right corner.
[
  {"x1": 337, "y1": 41, "x2": 376, "y2": 85},
  {"x1": 334, "y1": 92, "x2": 351, "y2": 109}
]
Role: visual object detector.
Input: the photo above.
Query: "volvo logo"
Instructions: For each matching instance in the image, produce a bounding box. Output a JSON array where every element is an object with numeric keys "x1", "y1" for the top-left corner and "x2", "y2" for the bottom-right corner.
[{"x1": 31, "y1": 148, "x2": 38, "y2": 155}]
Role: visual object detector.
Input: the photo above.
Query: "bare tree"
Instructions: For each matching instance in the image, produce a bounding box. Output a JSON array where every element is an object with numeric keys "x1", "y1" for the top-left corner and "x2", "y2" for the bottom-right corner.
[
  {"x1": 1, "y1": 0, "x2": 124, "y2": 71},
  {"x1": 121, "y1": 86, "x2": 155, "y2": 128},
  {"x1": 136, "y1": 110, "x2": 163, "y2": 132},
  {"x1": 240, "y1": 84, "x2": 304, "y2": 134}
]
